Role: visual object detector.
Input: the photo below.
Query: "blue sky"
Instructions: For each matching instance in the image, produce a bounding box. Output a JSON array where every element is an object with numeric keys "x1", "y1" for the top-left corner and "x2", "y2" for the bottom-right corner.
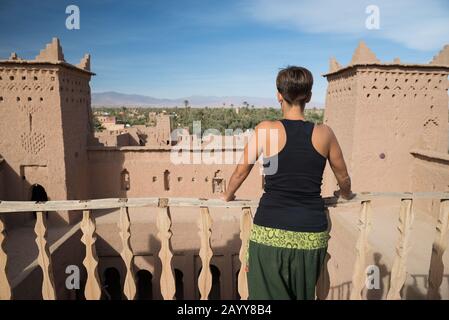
[{"x1": 0, "y1": 0, "x2": 448, "y2": 103}]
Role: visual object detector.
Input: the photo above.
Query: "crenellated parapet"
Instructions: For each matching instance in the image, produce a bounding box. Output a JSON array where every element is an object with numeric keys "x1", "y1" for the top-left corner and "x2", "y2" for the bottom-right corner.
[
  {"x1": 329, "y1": 57, "x2": 342, "y2": 73},
  {"x1": 324, "y1": 41, "x2": 449, "y2": 77},
  {"x1": 430, "y1": 45, "x2": 449, "y2": 66},
  {"x1": 349, "y1": 41, "x2": 380, "y2": 65},
  {"x1": 77, "y1": 54, "x2": 91, "y2": 71},
  {"x1": 0, "y1": 38, "x2": 94, "y2": 76},
  {"x1": 35, "y1": 37, "x2": 65, "y2": 63}
]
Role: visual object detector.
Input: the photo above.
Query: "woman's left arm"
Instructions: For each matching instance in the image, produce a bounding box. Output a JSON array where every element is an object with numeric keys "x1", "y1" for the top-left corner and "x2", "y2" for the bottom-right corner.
[{"x1": 222, "y1": 122, "x2": 266, "y2": 201}]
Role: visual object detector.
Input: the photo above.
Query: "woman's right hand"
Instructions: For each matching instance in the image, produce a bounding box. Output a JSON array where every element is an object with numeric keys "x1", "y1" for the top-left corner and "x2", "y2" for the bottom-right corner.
[
  {"x1": 221, "y1": 192, "x2": 236, "y2": 202},
  {"x1": 333, "y1": 190, "x2": 356, "y2": 201}
]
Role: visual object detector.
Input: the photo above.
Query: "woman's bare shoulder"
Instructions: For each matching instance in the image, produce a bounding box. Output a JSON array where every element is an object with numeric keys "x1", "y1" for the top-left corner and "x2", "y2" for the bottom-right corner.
[
  {"x1": 313, "y1": 123, "x2": 334, "y2": 137},
  {"x1": 255, "y1": 120, "x2": 281, "y2": 131},
  {"x1": 312, "y1": 123, "x2": 336, "y2": 144}
]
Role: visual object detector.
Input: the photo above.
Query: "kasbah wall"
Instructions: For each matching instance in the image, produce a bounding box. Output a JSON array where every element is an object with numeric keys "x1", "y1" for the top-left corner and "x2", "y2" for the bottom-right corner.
[{"x1": 1, "y1": 38, "x2": 449, "y2": 300}]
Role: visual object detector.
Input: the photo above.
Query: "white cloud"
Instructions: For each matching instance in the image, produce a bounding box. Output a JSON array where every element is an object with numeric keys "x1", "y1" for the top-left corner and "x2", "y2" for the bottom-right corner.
[{"x1": 245, "y1": 0, "x2": 449, "y2": 51}]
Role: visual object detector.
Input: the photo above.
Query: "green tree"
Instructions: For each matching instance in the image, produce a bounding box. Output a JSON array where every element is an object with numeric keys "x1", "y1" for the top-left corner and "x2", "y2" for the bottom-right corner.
[{"x1": 93, "y1": 116, "x2": 105, "y2": 132}]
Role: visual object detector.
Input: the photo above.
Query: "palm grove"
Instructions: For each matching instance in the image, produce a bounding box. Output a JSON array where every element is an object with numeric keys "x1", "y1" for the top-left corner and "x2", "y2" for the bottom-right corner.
[{"x1": 93, "y1": 106, "x2": 324, "y2": 134}]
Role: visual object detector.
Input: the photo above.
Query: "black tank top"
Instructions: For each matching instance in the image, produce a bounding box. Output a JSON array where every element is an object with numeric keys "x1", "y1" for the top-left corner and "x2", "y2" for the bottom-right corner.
[{"x1": 254, "y1": 119, "x2": 328, "y2": 232}]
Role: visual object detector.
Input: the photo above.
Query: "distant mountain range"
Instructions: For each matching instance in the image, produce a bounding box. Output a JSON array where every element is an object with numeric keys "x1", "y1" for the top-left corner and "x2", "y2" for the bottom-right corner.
[{"x1": 92, "y1": 91, "x2": 324, "y2": 108}]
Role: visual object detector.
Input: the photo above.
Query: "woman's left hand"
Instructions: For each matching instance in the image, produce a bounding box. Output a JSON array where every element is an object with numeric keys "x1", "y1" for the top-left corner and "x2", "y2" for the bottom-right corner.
[{"x1": 221, "y1": 193, "x2": 236, "y2": 202}]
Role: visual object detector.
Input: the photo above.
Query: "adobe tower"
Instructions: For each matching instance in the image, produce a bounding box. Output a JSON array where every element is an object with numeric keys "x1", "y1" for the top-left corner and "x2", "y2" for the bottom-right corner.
[
  {"x1": 322, "y1": 42, "x2": 449, "y2": 194},
  {"x1": 0, "y1": 38, "x2": 94, "y2": 223}
]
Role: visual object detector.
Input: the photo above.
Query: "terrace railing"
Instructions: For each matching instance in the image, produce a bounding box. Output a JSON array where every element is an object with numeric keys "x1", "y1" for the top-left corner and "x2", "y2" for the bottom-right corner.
[{"x1": 0, "y1": 192, "x2": 448, "y2": 300}]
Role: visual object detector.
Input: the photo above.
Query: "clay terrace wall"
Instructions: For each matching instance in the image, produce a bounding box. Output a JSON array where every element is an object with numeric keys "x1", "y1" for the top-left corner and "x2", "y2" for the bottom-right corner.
[{"x1": 87, "y1": 147, "x2": 264, "y2": 199}]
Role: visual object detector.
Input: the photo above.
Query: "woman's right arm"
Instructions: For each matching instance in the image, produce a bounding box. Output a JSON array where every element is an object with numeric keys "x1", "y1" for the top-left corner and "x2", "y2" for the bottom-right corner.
[{"x1": 326, "y1": 126, "x2": 354, "y2": 200}]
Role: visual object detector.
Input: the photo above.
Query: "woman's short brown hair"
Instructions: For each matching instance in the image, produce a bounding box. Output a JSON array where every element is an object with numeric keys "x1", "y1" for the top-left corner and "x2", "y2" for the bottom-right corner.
[{"x1": 276, "y1": 66, "x2": 313, "y2": 106}]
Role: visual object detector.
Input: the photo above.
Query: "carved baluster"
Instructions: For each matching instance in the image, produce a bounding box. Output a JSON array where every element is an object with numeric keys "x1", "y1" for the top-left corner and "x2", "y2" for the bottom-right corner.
[
  {"x1": 238, "y1": 207, "x2": 253, "y2": 300},
  {"x1": 197, "y1": 206, "x2": 213, "y2": 300},
  {"x1": 81, "y1": 210, "x2": 102, "y2": 300},
  {"x1": 118, "y1": 206, "x2": 136, "y2": 300},
  {"x1": 34, "y1": 211, "x2": 56, "y2": 300},
  {"x1": 156, "y1": 198, "x2": 175, "y2": 300},
  {"x1": 427, "y1": 200, "x2": 449, "y2": 299},
  {"x1": 0, "y1": 215, "x2": 11, "y2": 300},
  {"x1": 350, "y1": 201, "x2": 372, "y2": 300},
  {"x1": 387, "y1": 199, "x2": 414, "y2": 300}
]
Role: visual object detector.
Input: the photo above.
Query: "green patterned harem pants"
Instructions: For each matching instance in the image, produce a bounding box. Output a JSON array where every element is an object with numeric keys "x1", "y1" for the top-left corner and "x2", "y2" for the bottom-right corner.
[{"x1": 246, "y1": 224, "x2": 328, "y2": 300}]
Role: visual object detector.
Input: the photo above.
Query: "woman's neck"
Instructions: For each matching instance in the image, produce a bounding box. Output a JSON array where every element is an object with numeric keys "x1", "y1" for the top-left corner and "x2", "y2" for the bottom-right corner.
[{"x1": 282, "y1": 104, "x2": 306, "y2": 120}]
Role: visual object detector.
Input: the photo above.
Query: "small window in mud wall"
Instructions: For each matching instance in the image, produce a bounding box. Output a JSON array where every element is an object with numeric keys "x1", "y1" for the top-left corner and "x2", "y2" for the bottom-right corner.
[
  {"x1": 164, "y1": 170, "x2": 170, "y2": 191},
  {"x1": 121, "y1": 169, "x2": 130, "y2": 191},
  {"x1": 212, "y1": 170, "x2": 225, "y2": 193},
  {"x1": 30, "y1": 184, "x2": 49, "y2": 220},
  {"x1": 31, "y1": 184, "x2": 48, "y2": 202}
]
